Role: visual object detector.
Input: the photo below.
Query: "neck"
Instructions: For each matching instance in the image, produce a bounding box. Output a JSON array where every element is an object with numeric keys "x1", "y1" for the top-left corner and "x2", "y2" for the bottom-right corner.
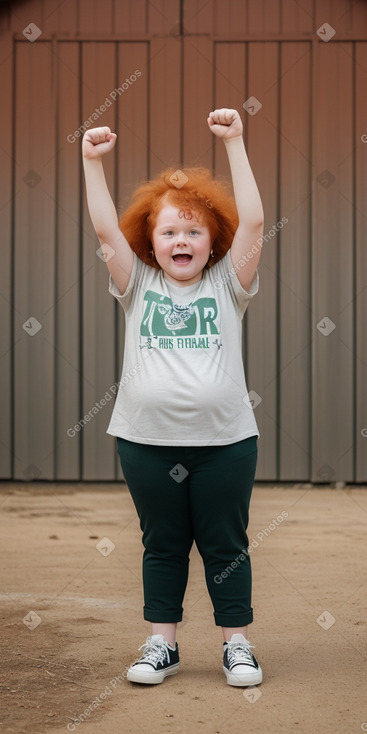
[{"x1": 163, "y1": 271, "x2": 203, "y2": 287}]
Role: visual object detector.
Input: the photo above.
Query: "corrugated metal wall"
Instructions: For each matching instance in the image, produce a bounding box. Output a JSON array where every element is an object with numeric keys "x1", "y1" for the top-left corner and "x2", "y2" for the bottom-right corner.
[{"x1": 1, "y1": 0, "x2": 367, "y2": 483}]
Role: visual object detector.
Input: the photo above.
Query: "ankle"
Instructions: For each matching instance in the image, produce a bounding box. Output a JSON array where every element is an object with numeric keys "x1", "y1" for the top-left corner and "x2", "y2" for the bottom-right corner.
[
  {"x1": 151, "y1": 622, "x2": 177, "y2": 648},
  {"x1": 221, "y1": 625, "x2": 248, "y2": 643}
]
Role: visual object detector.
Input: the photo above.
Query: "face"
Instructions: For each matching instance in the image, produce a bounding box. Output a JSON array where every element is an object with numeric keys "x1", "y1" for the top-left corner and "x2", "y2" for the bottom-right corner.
[{"x1": 151, "y1": 204, "x2": 212, "y2": 287}]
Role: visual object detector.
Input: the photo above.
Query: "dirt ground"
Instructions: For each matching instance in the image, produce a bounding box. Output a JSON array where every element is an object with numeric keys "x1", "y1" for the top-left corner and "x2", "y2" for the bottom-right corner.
[{"x1": 0, "y1": 480, "x2": 366, "y2": 734}]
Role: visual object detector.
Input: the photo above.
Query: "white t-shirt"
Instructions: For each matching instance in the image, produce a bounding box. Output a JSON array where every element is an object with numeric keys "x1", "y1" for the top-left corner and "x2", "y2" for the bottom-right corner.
[{"x1": 106, "y1": 249, "x2": 260, "y2": 446}]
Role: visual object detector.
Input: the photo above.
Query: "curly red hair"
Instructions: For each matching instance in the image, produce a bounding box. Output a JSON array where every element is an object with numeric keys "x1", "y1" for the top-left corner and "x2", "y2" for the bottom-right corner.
[{"x1": 119, "y1": 167, "x2": 239, "y2": 270}]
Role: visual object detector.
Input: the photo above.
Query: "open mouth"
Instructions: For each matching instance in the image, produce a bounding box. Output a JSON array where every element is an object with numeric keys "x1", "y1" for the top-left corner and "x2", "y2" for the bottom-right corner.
[{"x1": 172, "y1": 254, "x2": 192, "y2": 264}]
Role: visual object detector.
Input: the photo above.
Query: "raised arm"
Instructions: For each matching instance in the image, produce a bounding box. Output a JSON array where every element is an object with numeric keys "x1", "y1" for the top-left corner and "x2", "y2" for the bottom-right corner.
[
  {"x1": 82, "y1": 127, "x2": 134, "y2": 295},
  {"x1": 207, "y1": 109, "x2": 264, "y2": 292}
]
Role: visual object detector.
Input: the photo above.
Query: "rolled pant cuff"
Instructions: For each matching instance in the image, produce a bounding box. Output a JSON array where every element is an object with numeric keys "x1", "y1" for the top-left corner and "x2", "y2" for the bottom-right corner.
[
  {"x1": 214, "y1": 609, "x2": 253, "y2": 627},
  {"x1": 143, "y1": 607, "x2": 183, "y2": 623}
]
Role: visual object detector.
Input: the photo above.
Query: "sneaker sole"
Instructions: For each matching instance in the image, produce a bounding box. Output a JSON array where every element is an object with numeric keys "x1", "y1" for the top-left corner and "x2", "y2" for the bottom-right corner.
[
  {"x1": 127, "y1": 663, "x2": 180, "y2": 685},
  {"x1": 223, "y1": 665, "x2": 263, "y2": 687}
]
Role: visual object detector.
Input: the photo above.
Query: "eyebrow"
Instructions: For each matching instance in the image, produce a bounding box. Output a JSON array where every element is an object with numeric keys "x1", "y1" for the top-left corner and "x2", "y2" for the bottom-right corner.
[{"x1": 157, "y1": 222, "x2": 202, "y2": 228}]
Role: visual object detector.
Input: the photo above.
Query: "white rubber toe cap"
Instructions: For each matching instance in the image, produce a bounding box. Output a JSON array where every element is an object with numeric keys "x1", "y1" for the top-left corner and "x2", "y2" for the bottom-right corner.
[
  {"x1": 129, "y1": 663, "x2": 155, "y2": 673},
  {"x1": 223, "y1": 664, "x2": 263, "y2": 686}
]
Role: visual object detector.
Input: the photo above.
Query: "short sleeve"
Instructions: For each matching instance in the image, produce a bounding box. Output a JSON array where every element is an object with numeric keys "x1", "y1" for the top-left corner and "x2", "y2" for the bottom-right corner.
[
  {"x1": 108, "y1": 251, "x2": 141, "y2": 313},
  {"x1": 211, "y1": 250, "x2": 259, "y2": 317}
]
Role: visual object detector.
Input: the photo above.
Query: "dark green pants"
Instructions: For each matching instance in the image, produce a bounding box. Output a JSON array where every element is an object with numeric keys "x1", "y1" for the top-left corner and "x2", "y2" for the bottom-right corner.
[{"x1": 117, "y1": 436, "x2": 258, "y2": 627}]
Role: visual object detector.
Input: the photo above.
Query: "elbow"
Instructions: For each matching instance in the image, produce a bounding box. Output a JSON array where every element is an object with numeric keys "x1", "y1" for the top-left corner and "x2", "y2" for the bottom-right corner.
[{"x1": 239, "y1": 218, "x2": 264, "y2": 231}]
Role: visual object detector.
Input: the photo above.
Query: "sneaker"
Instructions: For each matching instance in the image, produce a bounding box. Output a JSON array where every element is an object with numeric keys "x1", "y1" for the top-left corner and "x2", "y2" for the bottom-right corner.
[
  {"x1": 223, "y1": 633, "x2": 262, "y2": 686},
  {"x1": 127, "y1": 634, "x2": 180, "y2": 684}
]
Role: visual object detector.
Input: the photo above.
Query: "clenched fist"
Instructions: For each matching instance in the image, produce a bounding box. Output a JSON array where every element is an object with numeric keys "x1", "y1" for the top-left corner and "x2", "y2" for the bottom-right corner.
[
  {"x1": 207, "y1": 108, "x2": 243, "y2": 140},
  {"x1": 82, "y1": 126, "x2": 117, "y2": 159}
]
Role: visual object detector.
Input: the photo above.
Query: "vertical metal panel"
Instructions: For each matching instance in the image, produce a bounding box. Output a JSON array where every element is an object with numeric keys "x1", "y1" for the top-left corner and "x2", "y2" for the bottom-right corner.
[
  {"x1": 246, "y1": 42, "x2": 279, "y2": 480},
  {"x1": 42, "y1": 0, "x2": 78, "y2": 34},
  {"x1": 55, "y1": 41, "x2": 81, "y2": 479},
  {"x1": 0, "y1": 4, "x2": 10, "y2": 33},
  {"x1": 183, "y1": 36, "x2": 213, "y2": 168},
  {"x1": 212, "y1": 41, "x2": 284, "y2": 481},
  {"x1": 115, "y1": 41, "x2": 149, "y2": 481},
  {"x1": 213, "y1": 0, "x2": 247, "y2": 35},
  {"x1": 315, "y1": 0, "x2": 358, "y2": 37},
  {"x1": 355, "y1": 42, "x2": 367, "y2": 482},
  {"x1": 183, "y1": 0, "x2": 367, "y2": 37},
  {"x1": 214, "y1": 42, "x2": 246, "y2": 173},
  {"x1": 312, "y1": 41, "x2": 354, "y2": 482},
  {"x1": 149, "y1": 38, "x2": 181, "y2": 177},
  {"x1": 116, "y1": 42, "x2": 149, "y2": 213},
  {"x1": 0, "y1": 33, "x2": 13, "y2": 478},
  {"x1": 281, "y1": 0, "x2": 313, "y2": 35},
  {"x1": 148, "y1": 0, "x2": 180, "y2": 35},
  {"x1": 279, "y1": 42, "x2": 312, "y2": 480},
  {"x1": 14, "y1": 40, "x2": 56, "y2": 480},
  {"x1": 77, "y1": 0, "x2": 113, "y2": 34},
  {"x1": 8, "y1": 0, "x2": 43, "y2": 32},
  {"x1": 247, "y1": 0, "x2": 280, "y2": 34},
  {"x1": 1, "y1": 0, "x2": 367, "y2": 484},
  {"x1": 350, "y1": 2, "x2": 367, "y2": 36},
  {"x1": 114, "y1": 0, "x2": 147, "y2": 34},
  {"x1": 81, "y1": 42, "x2": 117, "y2": 480},
  {"x1": 183, "y1": 0, "x2": 214, "y2": 34},
  {"x1": 4, "y1": 0, "x2": 367, "y2": 37}
]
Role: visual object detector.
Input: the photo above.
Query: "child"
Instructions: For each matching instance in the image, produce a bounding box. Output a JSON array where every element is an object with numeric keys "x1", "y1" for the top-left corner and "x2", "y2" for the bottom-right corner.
[{"x1": 82, "y1": 108, "x2": 264, "y2": 687}]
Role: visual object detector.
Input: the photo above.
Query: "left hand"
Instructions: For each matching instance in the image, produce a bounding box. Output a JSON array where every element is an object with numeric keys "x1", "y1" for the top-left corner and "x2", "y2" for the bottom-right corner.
[{"x1": 207, "y1": 108, "x2": 243, "y2": 140}]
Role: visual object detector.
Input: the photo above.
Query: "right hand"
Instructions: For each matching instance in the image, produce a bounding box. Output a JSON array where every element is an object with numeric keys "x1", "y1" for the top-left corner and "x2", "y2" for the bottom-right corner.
[{"x1": 82, "y1": 126, "x2": 117, "y2": 159}]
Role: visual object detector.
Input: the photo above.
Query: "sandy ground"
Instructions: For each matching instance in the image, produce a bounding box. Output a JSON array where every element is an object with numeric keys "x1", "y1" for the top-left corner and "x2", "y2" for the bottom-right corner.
[{"x1": 0, "y1": 480, "x2": 366, "y2": 734}]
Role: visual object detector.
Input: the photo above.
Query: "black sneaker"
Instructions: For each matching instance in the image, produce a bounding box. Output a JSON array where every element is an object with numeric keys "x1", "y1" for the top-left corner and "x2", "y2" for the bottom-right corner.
[
  {"x1": 223, "y1": 633, "x2": 262, "y2": 686},
  {"x1": 127, "y1": 634, "x2": 180, "y2": 684}
]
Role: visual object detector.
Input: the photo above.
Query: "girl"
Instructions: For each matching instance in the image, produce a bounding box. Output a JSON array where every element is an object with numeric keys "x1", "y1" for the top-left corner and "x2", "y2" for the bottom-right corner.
[{"x1": 82, "y1": 108, "x2": 264, "y2": 687}]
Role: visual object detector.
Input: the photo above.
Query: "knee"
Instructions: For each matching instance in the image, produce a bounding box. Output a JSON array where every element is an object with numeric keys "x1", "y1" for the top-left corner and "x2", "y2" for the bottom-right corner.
[{"x1": 143, "y1": 536, "x2": 193, "y2": 559}]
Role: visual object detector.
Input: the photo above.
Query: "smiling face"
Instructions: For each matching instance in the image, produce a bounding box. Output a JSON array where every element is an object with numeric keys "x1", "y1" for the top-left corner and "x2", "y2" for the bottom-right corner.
[{"x1": 151, "y1": 203, "x2": 212, "y2": 287}]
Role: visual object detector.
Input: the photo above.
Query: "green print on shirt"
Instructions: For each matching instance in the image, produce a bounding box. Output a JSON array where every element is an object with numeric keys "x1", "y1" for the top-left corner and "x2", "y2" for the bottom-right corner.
[{"x1": 141, "y1": 290, "x2": 219, "y2": 337}]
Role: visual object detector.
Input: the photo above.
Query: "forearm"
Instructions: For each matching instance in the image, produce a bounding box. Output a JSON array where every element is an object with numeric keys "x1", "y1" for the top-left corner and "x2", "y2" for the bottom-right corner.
[
  {"x1": 224, "y1": 136, "x2": 264, "y2": 226},
  {"x1": 82, "y1": 157, "x2": 119, "y2": 240}
]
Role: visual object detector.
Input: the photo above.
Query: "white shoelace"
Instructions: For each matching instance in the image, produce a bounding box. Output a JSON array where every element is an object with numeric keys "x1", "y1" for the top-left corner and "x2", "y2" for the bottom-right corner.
[
  {"x1": 135, "y1": 638, "x2": 171, "y2": 666},
  {"x1": 226, "y1": 641, "x2": 255, "y2": 667}
]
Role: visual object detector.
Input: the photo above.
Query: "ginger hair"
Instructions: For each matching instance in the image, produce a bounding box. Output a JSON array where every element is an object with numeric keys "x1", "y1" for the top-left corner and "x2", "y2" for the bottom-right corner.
[{"x1": 118, "y1": 167, "x2": 239, "y2": 270}]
